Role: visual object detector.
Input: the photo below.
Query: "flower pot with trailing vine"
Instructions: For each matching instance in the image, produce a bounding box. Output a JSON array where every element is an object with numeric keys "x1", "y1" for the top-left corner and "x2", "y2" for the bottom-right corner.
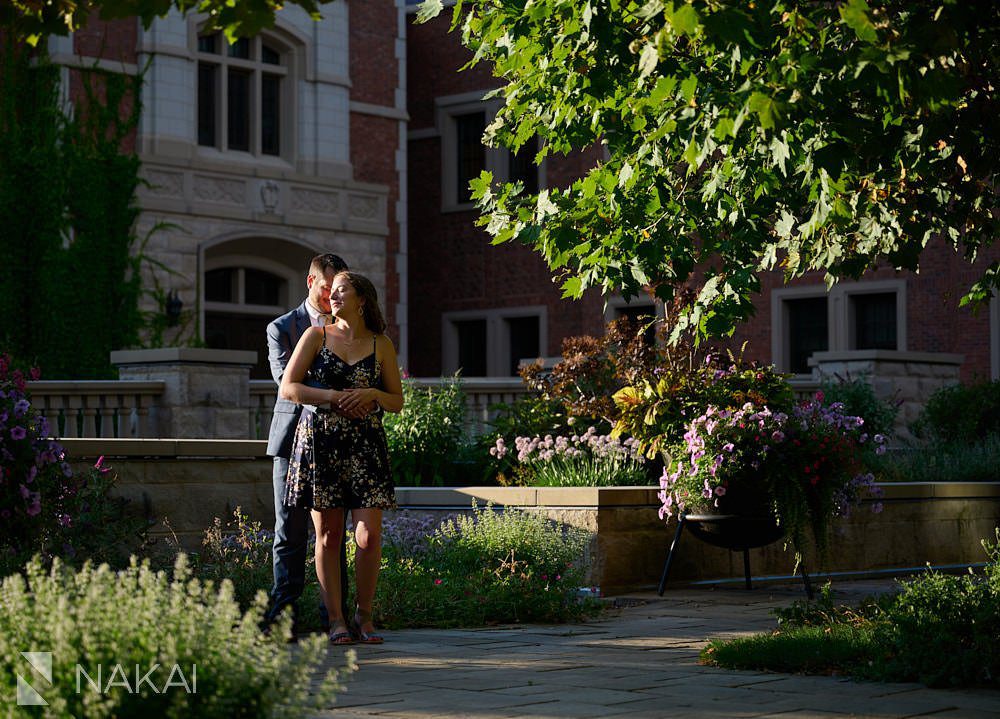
[{"x1": 658, "y1": 395, "x2": 887, "y2": 561}]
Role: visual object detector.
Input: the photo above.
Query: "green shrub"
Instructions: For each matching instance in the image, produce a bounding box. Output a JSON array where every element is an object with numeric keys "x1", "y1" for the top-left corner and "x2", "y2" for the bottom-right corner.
[
  {"x1": 384, "y1": 375, "x2": 476, "y2": 486},
  {"x1": 704, "y1": 532, "x2": 1000, "y2": 687},
  {"x1": 915, "y1": 381, "x2": 1000, "y2": 444},
  {"x1": 871, "y1": 435, "x2": 1000, "y2": 482},
  {"x1": 194, "y1": 507, "x2": 279, "y2": 611},
  {"x1": 0, "y1": 355, "x2": 147, "y2": 576},
  {"x1": 819, "y1": 377, "x2": 898, "y2": 439},
  {"x1": 0, "y1": 554, "x2": 352, "y2": 718},
  {"x1": 376, "y1": 504, "x2": 600, "y2": 627}
]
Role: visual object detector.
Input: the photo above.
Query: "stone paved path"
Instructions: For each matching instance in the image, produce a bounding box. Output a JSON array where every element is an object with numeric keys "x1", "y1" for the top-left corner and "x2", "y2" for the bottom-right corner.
[{"x1": 315, "y1": 580, "x2": 1000, "y2": 718}]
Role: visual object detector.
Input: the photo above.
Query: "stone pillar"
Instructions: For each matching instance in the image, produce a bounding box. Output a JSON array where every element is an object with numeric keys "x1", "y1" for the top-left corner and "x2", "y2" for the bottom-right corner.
[
  {"x1": 810, "y1": 350, "x2": 963, "y2": 441},
  {"x1": 111, "y1": 348, "x2": 257, "y2": 439}
]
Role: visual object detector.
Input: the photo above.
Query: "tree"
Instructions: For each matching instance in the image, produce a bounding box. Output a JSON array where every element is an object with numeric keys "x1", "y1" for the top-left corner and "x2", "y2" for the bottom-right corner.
[
  {"x1": 418, "y1": 0, "x2": 998, "y2": 338},
  {"x1": 4, "y1": 0, "x2": 333, "y2": 45}
]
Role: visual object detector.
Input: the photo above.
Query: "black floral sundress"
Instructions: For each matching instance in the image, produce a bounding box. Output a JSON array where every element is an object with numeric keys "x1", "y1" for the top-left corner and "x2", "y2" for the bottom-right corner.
[{"x1": 284, "y1": 332, "x2": 395, "y2": 510}]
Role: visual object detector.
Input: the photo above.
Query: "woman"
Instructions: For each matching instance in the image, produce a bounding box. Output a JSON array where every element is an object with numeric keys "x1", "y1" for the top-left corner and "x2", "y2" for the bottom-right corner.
[{"x1": 280, "y1": 271, "x2": 404, "y2": 644}]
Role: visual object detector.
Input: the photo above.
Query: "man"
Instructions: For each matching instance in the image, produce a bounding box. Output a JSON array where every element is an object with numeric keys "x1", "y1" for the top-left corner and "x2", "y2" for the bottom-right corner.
[{"x1": 264, "y1": 252, "x2": 352, "y2": 633}]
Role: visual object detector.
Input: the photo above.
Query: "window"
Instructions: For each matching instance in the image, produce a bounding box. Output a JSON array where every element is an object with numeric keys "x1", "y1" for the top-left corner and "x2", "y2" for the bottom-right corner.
[
  {"x1": 851, "y1": 292, "x2": 897, "y2": 350},
  {"x1": 455, "y1": 112, "x2": 486, "y2": 204},
  {"x1": 443, "y1": 307, "x2": 547, "y2": 376},
  {"x1": 771, "y1": 280, "x2": 906, "y2": 374},
  {"x1": 197, "y1": 31, "x2": 288, "y2": 157},
  {"x1": 436, "y1": 94, "x2": 545, "y2": 210},
  {"x1": 454, "y1": 319, "x2": 488, "y2": 376},
  {"x1": 787, "y1": 297, "x2": 829, "y2": 374},
  {"x1": 505, "y1": 316, "x2": 540, "y2": 376},
  {"x1": 203, "y1": 264, "x2": 290, "y2": 378}
]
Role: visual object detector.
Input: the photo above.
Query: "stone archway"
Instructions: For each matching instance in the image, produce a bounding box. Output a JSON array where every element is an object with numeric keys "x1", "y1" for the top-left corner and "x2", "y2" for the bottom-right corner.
[{"x1": 201, "y1": 235, "x2": 318, "y2": 378}]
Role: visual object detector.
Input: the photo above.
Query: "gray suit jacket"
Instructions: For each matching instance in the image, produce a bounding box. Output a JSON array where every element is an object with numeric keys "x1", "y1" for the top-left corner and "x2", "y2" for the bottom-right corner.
[{"x1": 266, "y1": 302, "x2": 314, "y2": 458}]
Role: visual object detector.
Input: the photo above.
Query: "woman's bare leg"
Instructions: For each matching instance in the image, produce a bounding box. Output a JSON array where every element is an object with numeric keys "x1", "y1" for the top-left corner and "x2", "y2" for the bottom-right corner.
[
  {"x1": 351, "y1": 508, "x2": 383, "y2": 633},
  {"x1": 311, "y1": 508, "x2": 349, "y2": 635}
]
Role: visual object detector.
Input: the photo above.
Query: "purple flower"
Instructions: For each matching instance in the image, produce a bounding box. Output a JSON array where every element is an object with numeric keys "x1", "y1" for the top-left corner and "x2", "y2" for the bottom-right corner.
[
  {"x1": 13, "y1": 399, "x2": 30, "y2": 417},
  {"x1": 58, "y1": 514, "x2": 72, "y2": 527},
  {"x1": 10, "y1": 426, "x2": 26, "y2": 441}
]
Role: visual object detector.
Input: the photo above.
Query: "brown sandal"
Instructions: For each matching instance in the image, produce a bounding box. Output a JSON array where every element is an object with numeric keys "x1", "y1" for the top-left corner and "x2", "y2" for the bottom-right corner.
[
  {"x1": 328, "y1": 621, "x2": 356, "y2": 645},
  {"x1": 352, "y1": 608, "x2": 384, "y2": 644}
]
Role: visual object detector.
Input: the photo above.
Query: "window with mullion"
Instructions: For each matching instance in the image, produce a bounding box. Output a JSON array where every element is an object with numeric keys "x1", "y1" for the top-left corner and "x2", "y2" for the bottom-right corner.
[
  {"x1": 196, "y1": 32, "x2": 287, "y2": 157},
  {"x1": 455, "y1": 112, "x2": 486, "y2": 204}
]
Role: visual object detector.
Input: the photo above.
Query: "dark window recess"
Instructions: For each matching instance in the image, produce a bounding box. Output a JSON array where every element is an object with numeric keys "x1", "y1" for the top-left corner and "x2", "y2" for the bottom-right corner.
[
  {"x1": 197, "y1": 63, "x2": 217, "y2": 147},
  {"x1": 853, "y1": 293, "x2": 897, "y2": 350},
  {"x1": 227, "y1": 68, "x2": 251, "y2": 152},
  {"x1": 227, "y1": 37, "x2": 250, "y2": 59},
  {"x1": 261, "y1": 73, "x2": 281, "y2": 156},
  {"x1": 615, "y1": 304, "x2": 657, "y2": 344},
  {"x1": 508, "y1": 140, "x2": 539, "y2": 195},
  {"x1": 244, "y1": 268, "x2": 283, "y2": 306},
  {"x1": 198, "y1": 34, "x2": 218, "y2": 54},
  {"x1": 506, "y1": 316, "x2": 540, "y2": 376},
  {"x1": 455, "y1": 319, "x2": 488, "y2": 376},
  {"x1": 455, "y1": 112, "x2": 486, "y2": 204},
  {"x1": 205, "y1": 268, "x2": 236, "y2": 303},
  {"x1": 205, "y1": 311, "x2": 271, "y2": 379},
  {"x1": 786, "y1": 297, "x2": 829, "y2": 374},
  {"x1": 262, "y1": 44, "x2": 281, "y2": 65}
]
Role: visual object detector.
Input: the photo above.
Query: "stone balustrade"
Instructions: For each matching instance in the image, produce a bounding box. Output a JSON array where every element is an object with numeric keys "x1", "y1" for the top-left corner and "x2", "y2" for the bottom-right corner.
[{"x1": 27, "y1": 380, "x2": 165, "y2": 438}]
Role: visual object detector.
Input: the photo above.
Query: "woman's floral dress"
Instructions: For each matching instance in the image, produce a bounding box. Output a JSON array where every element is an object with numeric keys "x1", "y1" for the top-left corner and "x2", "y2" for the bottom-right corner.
[{"x1": 284, "y1": 333, "x2": 395, "y2": 510}]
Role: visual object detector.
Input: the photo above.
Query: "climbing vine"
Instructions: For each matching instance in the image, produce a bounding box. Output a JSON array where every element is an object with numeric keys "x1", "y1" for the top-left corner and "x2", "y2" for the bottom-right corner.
[{"x1": 0, "y1": 44, "x2": 144, "y2": 378}]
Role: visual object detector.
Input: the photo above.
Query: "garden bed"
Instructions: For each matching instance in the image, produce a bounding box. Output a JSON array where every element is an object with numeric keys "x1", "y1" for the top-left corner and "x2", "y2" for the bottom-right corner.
[{"x1": 64, "y1": 439, "x2": 1000, "y2": 593}]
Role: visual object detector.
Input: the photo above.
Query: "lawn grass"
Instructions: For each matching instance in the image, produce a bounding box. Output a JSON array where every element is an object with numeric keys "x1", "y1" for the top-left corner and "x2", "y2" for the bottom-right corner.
[{"x1": 702, "y1": 623, "x2": 881, "y2": 675}]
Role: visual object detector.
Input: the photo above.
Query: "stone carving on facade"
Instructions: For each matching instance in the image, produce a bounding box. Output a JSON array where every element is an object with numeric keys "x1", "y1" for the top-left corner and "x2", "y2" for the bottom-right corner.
[
  {"x1": 348, "y1": 194, "x2": 380, "y2": 220},
  {"x1": 193, "y1": 175, "x2": 246, "y2": 205},
  {"x1": 290, "y1": 187, "x2": 340, "y2": 214},
  {"x1": 259, "y1": 180, "x2": 281, "y2": 214},
  {"x1": 144, "y1": 170, "x2": 184, "y2": 197}
]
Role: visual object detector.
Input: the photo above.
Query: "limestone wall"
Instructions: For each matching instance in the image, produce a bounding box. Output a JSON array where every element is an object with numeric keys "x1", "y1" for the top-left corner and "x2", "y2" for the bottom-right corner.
[{"x1": 64, "y1": 439, "x2": 999, "y2": 593}]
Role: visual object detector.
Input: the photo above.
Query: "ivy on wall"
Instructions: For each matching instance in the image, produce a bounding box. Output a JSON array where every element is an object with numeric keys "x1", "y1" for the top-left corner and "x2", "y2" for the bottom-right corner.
[{"x1": 0, "y1": 45, "x2": 144, "y2": 379}]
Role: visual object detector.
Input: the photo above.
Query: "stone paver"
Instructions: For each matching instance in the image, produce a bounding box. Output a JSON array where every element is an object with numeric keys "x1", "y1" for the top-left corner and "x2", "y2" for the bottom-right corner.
[{"x1": 314, "y1": 581, "x2": 1000, "y2": 718}]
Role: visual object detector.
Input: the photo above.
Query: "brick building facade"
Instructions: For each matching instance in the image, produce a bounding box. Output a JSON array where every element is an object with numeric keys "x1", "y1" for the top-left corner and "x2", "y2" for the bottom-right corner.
[
  {"x1": 43, "y1": 6, "x2": 999, "y2": 384},
  {"x1": 406, "y1": 9, "x2": 1000, "y2": 385}
]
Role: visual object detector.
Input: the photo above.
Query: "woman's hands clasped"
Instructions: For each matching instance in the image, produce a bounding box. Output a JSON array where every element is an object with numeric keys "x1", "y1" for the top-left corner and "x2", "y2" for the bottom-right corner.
[{"x1": 330, "y1": 387, "x2": 378, "y2": 418}]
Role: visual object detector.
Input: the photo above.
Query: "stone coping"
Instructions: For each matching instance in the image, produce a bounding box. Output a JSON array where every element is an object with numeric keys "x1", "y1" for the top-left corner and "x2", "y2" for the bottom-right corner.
[
  {"x1": 57, "y1": 438, "x2": 1000, "y2": 504},
  {"x1": 62, "y1": 438, "x2": 266, "y2": 458},
  {"x1": 110, "y1": 347, "x2": 258, "y2": 366},
  {"x1": 810, "y1": 349, "x2": 964, "y2": 365}
]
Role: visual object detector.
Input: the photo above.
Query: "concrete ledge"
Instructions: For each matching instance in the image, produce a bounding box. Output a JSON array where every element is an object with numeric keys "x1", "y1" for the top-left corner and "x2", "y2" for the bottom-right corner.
[
  {"x1": 810, "y1": 350, "x2": 964, "y2": 365},
  {"x1": 63, "y1": 438, "x2": 267, "y2": 457},
  {"x1": 110, "y1": 347, "x2": 258, "y2": 366}
]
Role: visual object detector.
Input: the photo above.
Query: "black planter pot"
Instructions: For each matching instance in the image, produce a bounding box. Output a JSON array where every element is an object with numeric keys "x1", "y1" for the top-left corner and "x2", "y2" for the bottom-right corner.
[
  {"x1": 683, "y1": 512, "x2": 785, "y2": 551},
  {"x1": 657, "y1": 510, "x2": 812, "y2": 597}
]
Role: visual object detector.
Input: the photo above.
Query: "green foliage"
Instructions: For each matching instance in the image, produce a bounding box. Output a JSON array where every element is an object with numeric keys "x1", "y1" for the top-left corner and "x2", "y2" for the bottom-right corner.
[
  {"x1": 613, "y1": 354, "x2": 794, "y2": 459},
  {"x1": 819, "y1": 377, "x2": 898, "y2": 440},
  {"x1": 179, "y1": 505, "x2": 599, "y2": 631},
  {"x1": 194, "y1": 507, "x2": 278, "y2": 612},
  {"x1": 377, "y1": 504, "x2": 599, "y2": 627},
  {"x1": 383, "y1": 376, "x2": 479, "y2": 485},
  {"x1": 872, "y1": 435, "x2": 1000, "y2": 483},
  {"x1": 914, "y1": 381, "x2": 1000, "y2": 445},
  {"x1": 420, "y1": 0, "x2": 999, "y2": 338},
  {"x1": 1, "y1": 357, "x2": 146, "y2": 576},
  {"x1": 4, "y1": 0, "x2": 335, "y2": 46},
  {"x1": 0, "y1": 46, "x2": 144, "y2": 378},
  {"x1": 705, "y1": 531, "x2": 1000, "y2": 688},
  {"x1": 0, "y1": 554, "x2": 351, "y2": 718},
  {"x1": 490, "y1": 430, "x2": 650, "y2": 487}
]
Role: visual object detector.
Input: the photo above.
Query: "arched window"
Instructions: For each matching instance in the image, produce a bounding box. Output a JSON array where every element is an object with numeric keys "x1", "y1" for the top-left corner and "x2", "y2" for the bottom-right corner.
[{"x1": 197, "y1": 31, "x2": 291, "y2": 157}]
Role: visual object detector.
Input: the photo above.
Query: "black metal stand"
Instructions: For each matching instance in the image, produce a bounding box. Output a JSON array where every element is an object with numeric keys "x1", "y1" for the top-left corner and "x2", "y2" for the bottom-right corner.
[{"x1": 657, "y1": 513, "x2": 813, "y2": 598}]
